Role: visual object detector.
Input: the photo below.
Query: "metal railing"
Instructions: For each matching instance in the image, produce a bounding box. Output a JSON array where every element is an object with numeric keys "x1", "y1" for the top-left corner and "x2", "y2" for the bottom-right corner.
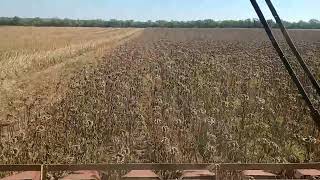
[{"x1": 1, "y1": 163, "x2": 320, "y2": 179}]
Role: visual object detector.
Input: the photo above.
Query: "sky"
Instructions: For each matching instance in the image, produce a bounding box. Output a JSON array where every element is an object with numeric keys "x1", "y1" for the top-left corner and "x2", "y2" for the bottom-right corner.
[{"x1": 0, "y1": 0, "x2": 319, "y2": 22}]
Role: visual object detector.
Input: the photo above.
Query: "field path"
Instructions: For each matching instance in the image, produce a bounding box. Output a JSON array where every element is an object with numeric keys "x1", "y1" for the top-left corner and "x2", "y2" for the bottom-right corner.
[{"x1": 0, "y1": 27, "x2": 143, "y2": 123}]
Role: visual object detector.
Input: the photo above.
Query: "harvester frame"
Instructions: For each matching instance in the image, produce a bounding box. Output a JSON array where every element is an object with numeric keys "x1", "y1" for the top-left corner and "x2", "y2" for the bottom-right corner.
[{"x1": 1, "y1": 163, "x2": 320, "y2": 179}]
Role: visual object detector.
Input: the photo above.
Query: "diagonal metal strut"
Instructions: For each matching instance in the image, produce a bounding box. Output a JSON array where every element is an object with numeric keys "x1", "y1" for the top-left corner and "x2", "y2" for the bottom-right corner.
[
  {"x1": 250, "y1": 0, "x2": 320, "y2": 128},
  {"x1": 265, "y1": 0, "x2": 320, "y2": 96}
]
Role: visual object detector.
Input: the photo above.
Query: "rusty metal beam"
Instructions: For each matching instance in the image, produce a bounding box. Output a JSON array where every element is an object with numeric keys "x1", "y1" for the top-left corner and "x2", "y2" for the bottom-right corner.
[
  {"x1": 47, "y1": 163, "x2": 211, "y2": 171},
  {"x1": 1, "y1": 163, "x2": 320, "y2": 173},
  {"x1": 219, "y1": 163, "x2": 320, "y2": 171},
  {"x1": 0, "y1": 165, "x2": 41, "y2": 171},
  {"x1": 45, "y1": 163, "x2": 320, "y2": 171}
]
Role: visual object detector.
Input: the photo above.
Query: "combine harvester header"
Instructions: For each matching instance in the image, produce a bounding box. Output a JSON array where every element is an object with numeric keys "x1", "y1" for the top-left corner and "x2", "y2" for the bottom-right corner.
[{"x1": 1, "y1": 163, "x2": 320, "y2": 179}]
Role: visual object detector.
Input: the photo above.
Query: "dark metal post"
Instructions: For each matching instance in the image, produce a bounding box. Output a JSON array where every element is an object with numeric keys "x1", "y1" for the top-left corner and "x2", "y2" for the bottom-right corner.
[
  {"x1": 250, "y1": 0, "x2": 320, "y2": 128},
  {"x1": 265, "y1": 0, "x2": 320, "y2": 96}
]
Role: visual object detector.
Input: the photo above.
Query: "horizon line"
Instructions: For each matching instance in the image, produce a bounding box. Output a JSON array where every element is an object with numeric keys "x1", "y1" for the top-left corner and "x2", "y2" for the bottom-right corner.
[{"x1": 1, "y1": 16, "x2": 319, "y2": 23}]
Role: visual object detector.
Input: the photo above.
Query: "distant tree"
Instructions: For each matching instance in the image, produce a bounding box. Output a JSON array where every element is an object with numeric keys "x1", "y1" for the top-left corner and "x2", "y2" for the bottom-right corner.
[
  {"x1": 31, "y1": 17, "x2": 42, "y2": 26},
  {"x1": 309, "y1": 19, "x2": 320, "y2": 29},
  {"x1": 310, "y1": 19, "x2": 319, "y2": 23},
  {"x1": 0, "y1": 16, "x2": 320, "y2": 29},
  {"x1": 12, "y1": 16, "x2": 21, "y2": 25},
  {"x1": 253, "y1": 18, "x2": 262, "y2": 28},
  {"x1": 296, "y1": 20, "x2": 307, "y2": 29},
  {"x1": 267, "y1": 19, "x2": 276, "y2": 28}
]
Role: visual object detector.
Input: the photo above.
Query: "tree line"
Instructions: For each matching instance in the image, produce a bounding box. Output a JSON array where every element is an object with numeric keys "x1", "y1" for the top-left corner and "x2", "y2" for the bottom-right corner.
[{"x1": 1, "y1": 16, "x2": 320, "y2": 29}]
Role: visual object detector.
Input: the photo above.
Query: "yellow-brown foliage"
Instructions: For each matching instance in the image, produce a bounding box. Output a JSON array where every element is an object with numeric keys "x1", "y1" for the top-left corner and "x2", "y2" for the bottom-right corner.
[
  {"x1": 1, "y1": 28, "x2": 320, "y2": 172},
  {"x1": 0, "y1": 26, "x2": 142, "y2": 121}
]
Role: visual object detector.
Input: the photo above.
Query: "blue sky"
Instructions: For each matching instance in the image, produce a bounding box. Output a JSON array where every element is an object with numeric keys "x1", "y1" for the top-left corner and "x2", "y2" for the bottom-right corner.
[{"x1": 0, "y1": 0, "x2": 319, "y2": 22}]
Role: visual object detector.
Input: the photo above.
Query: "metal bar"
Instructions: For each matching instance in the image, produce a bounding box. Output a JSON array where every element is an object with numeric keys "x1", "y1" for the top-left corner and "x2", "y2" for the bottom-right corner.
[
  {"x1": 0, "y1": 164, "x2": 41, "y2": 171},
  {"x1": 47, "y1": 163, "x2": 320, "y2": 171},
  {"x1": 215, "y1": 164, "x2": 220, "y2": 180},
  {"x1": 265, "y1": 0, "x2": 320, "y2": 96},
  {"x1": 41, "y1": 164, "x2": 47, "y2": 180},
  {"x1": 250, "y1": 0, "x2": 320, "y2": 128},
  {"x1": 47, "y1": 163, "x2": 211, "y2": 171},
  {"x1": 219, "y1": 163, "x2": 320, "y2": 171},
  {"x1": 0, "y1": 163, "x2": 320, "y2": 172}
]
